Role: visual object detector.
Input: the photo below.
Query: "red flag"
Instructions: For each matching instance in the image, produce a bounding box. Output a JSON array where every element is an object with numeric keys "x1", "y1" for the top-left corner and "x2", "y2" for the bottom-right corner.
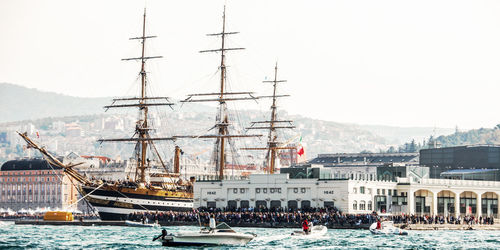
[{"x1": 297, "y1": 146, "x2": 304, "y2": 156}]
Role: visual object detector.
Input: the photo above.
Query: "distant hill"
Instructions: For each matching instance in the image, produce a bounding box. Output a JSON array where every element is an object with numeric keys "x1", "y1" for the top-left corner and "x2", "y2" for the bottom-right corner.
[
  {"x1": 0, "y1": 83, "x2": 109, "y2": 122},
  {"x1": 0, "y1": 83, "x2": 213, "y2": 123},
  {"x1": 433, "y1": 126, "x2": 500, "y2": 147},
  {"x1": 0, "y1": 83, "x2": 458, "y2": 157}
]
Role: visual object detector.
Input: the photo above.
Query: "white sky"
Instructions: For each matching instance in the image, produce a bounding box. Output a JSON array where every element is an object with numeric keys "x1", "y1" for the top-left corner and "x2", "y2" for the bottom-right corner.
[{"x1": 1, "y1": 0, "x2": 500, "y2": 129}]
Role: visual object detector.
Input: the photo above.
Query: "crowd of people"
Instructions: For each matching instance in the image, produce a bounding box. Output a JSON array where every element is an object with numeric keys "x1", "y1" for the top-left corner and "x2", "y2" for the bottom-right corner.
[
  {"x1": 1, "y1": 207, "x2": 495, "y2": 227},
  {"x1": 126, "y1": 207, "x2": 495, "y2": 228},
  {"x1": 388, "y1": 214, "x2": 495, "y2": 225}
]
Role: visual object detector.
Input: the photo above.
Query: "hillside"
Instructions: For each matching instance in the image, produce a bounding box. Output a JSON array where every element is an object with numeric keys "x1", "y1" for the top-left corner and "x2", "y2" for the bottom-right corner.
[
  {"x1": 0, "y1": 83, "x2": 110, "y2": 122},
  {"x1": 0, "y1": 83, "x2": 457, "y2": 159},
  {"x1": 433, "y1": 126, "x2": 500, "y2": 147}
]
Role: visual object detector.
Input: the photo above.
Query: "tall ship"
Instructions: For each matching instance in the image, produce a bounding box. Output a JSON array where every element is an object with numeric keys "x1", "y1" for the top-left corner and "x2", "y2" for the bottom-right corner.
[{"x1": 18, "y1": 9, "x2": 194, "y2": 221}]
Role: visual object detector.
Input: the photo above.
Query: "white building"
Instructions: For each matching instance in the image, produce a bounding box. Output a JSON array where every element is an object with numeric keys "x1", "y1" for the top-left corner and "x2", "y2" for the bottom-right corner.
[{"x1": 194, "y1": 174, "x2": 500, "y2": 219}]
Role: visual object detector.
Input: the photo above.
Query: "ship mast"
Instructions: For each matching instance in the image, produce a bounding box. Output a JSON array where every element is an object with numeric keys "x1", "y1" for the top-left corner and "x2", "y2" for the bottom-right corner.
[
  {"x1": 99, "y1": 9, "x2": 175, "y2": 184},
  {"x1": 243, "y1": 63, "x2": 295, "y2": 174},
  {"x1": 180, "y1": 6, "x2": 260, "y2": 180}
]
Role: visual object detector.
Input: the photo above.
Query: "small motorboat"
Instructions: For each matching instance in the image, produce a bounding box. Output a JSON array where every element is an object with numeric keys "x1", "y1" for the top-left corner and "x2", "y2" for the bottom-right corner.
[
  {"x1": 125, "y1": 220, "x2": 159, "y2": 228},
  {"x1": 158, "y1": 222, "x2": 255, "y2": 246},
  {"x1": 369, "y1": 221, "x2": 408, "y2": 235},
  {"x1": 291, "y1": 225, "x2": 328, "y2": 236}
]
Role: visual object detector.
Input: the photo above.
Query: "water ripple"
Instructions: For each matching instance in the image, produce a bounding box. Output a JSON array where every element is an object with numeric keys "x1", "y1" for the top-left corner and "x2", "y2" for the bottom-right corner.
[{"x1": 0, "y1": 223, "x2": 499, "y2": 249}]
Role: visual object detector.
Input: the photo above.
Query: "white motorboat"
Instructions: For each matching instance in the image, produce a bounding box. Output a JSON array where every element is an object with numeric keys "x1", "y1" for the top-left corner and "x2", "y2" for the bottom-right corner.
[
  {"x1": 159, "y1": 223, "x2": 256, "y2": 246},
  {"x1": 369, "y1": 221, "x2": 408, "y2": 235},
  {"x1": 291, "y1": 225, "x2": 328, "y2": 236},
  {"x1": 125, "y1": 220, "x2": 159, "y2": 228}
]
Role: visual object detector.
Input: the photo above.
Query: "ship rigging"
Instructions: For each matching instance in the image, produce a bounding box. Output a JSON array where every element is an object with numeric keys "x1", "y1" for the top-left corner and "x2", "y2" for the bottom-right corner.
[
  {"x1": 18, "y1": 9, "x2": 194, "y2": 221},
  {"x1": 179, "y1": 6, "x2": 261, "y2": 180}
]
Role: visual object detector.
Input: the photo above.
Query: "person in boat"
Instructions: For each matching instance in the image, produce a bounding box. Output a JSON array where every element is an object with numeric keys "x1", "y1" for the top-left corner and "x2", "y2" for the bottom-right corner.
[
  {"x1": 302, "y1": 219, "x2": 310, "y2": 234},
  {"x1": 376, "y1": 219, "x2": 382, "y2": 230},
  {"x1": 209, "y1": 215, "x2": 216, "y2": 232},
  {"x1": 152, "y1": 229, "x2": 167, "y2": 241}
]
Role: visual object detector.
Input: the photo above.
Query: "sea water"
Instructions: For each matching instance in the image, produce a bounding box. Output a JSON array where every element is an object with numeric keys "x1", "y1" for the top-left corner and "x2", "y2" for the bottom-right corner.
[{"x1": 0, "y1": 222, "x2": 499, "y2": 249}]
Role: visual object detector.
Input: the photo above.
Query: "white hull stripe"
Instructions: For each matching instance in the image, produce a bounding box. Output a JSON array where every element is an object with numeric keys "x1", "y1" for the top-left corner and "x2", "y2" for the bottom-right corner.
[
  {"x1": 92, "y1": 206, "x2": 151, "y2": 215},
  {"x1": 89, "y1": 194, "x2": 194, "y2": 208}
]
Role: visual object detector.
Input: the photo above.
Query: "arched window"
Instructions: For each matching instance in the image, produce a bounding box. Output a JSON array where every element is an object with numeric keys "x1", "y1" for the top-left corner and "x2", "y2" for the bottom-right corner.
[
  {"x1": 368, "y1": 201, "x2": 373, "y2": 211},
  {"x1": 353, "y1": 200, "x2": 358, "y2": 210},
  {"x1": 360, "y1": 200, "x2": 366, "y2": 210}
]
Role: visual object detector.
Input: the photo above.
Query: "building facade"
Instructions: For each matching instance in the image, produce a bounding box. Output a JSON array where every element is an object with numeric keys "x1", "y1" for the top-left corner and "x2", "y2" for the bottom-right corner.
[
  {"x1": 194, "y1": 174, "x2": 499, "y2": 219},
  {"x1": 420, "y1": 145, "x2": 500, "y2": 179},
  {"x1": 0, "y1": 159, "x2": 78, "y2": 211},
  {"x1": 303, "y1": 152, "x2": 426, "y2": 181}
]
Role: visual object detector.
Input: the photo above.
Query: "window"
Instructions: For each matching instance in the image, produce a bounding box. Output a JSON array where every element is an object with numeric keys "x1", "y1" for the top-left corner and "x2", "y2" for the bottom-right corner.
[
  {"x1": 388, "y1": 189, "x2": 392, "y2": 196},
  {"x1": 368, "y1": 201, "x2": 373, "y2": 210},
  {"x1": 353, "y1": 188, "x2": 357, "y2": 194},
  {"x1": 233, "y1": 188, "x2": 238, "y2": 194},
  {"x1": 360, "y1": 201, "x2": 366, "y2": 210},
  {"x1": 240, "y1": 188, "x2": 245, "y2": 194},
  {"x1": 382, "y1": 189, "x2": 386, "y2": 195},
  {"x1": 240, "y1": 200, "x2": 249, "y2": 208},
  {"x1": 353, "y1": 200, "x2": 358, "y2": 210},
  {"x1": 301, "y1": 200, "x2": 311, "y2": 209},
  {"x1": 377, "y1": 189, "x2": 380, "y2": 195},
  {"x1": 270, "y1": 188, "x2": 275, "y2": 193},
  {"x1": 256, "y1": 188, "x2": 260, "y2": 193},
  {"x1": 288, "y1": 200, "x2": 298, "y2": 210},
  {"x1": 360, "y1": 186, "x2": 365, "y2": 194},
  {"x1": 227, "y1": 200, "x2": 237, "y2": 209},
  {"x1": 256, "y1": 200, "x2": 267, "y2": 209},
  {"x1": 270, "y1": 200, "x2": 281, "y2": 208},
  {"x1": 263, "y1": 188, "x2": 267, "y2": 193},
  {"x1": 394, "y1": 190, "x2": 398, "y2": 196},
  {"x1": 293, "y1": 188, "x2": 298, "y2": 193},
  {"x1": 324, "y1": 201, "x2": 335, "y2": 209},
  {"x1": 277, "y1": 188, "x2": 281, "y2": 193},
  {"x1": 301, "y1": 188, "x2": 306, "y2": 193}
]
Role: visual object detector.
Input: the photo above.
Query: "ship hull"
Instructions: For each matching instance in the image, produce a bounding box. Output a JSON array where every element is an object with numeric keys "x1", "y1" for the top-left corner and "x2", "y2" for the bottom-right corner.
[{"x1": 81, "y1": 186, "x2": 193, "y2": 221}]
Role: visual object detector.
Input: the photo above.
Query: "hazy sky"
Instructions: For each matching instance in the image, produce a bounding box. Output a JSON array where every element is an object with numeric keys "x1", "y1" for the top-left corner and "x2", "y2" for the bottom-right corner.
[{"x1": 1, "y1": 0, "x2": 500, "y2": 129}]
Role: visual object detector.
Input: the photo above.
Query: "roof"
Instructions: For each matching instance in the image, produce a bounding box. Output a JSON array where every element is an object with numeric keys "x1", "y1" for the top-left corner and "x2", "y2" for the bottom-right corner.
[
  {"x1": 1, "y1": 159, "x2": 61, "y2": 171},
  {"x1": 309, "y1": 153, "x2": 419, "y2": 165},
  {"x1": 441, "y1": 169, "x2": 498, "y2": 175}
]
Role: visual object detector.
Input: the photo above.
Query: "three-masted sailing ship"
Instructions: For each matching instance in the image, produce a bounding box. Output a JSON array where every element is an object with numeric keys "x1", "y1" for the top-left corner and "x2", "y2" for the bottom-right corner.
[
  {"x1": 18, "y1": 6, "x2": 298, "y2": 220},
  {"x1": 18, "y1": 10, "x2": 194, "y2": 221}
]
